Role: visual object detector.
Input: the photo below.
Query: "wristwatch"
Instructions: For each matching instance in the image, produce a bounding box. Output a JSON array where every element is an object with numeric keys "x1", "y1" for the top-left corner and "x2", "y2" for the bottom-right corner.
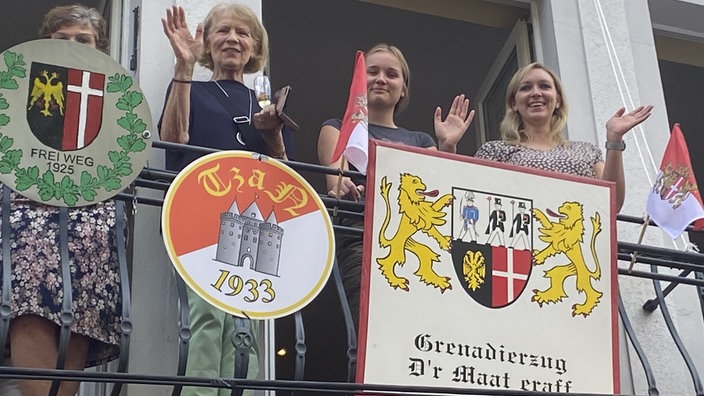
[{"x1": 605, "y1": 140, "x2": 626, "y2": 151}]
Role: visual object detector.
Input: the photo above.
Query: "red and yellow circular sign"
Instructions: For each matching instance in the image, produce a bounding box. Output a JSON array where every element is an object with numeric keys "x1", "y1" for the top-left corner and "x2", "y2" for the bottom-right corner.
[{"x1": 162, "y1": 151, "x2": 335, "y2": 319}]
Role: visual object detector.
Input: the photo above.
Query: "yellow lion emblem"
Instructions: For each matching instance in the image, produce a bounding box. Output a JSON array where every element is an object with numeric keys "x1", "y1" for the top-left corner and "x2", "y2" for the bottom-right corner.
[
  {"x1": 377, "y1": 173, "x2": 453, "y2": 291},
  {"x1": 532, "y1": 201, "x2": 602, "y2": 317}
]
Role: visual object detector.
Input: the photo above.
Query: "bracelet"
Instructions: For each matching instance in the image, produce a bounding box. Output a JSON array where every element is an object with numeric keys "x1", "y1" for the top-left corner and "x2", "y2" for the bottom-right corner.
[
  {"x1": 172, "y1": 78, "x2": 192, "y2": 84},
  {"x1": 605, "y1": 140, "x2": 626, "y2": 151}
]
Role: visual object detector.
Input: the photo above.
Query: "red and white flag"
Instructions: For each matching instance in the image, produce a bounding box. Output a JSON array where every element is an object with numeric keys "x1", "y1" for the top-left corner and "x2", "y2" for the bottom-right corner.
[
  {"x1": 331, "y1": 51, "x2": 368, "y2": 174},
  {"x1": 646, "y1": 123, "x2": 704, "y2": 238}
]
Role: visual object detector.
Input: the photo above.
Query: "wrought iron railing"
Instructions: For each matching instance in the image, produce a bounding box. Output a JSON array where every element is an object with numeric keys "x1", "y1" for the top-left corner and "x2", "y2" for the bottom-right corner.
[{"x1": 0, "y1": 140, "x2": 703, "y2": 396}]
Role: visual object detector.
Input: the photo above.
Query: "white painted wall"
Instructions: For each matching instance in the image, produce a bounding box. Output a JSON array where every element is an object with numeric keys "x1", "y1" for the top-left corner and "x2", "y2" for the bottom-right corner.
[
  {"x1": 539, "y1": 0, "x2": 704, "y2": 395},
  {"x1": 124, "y1": 1, "x2": 179, "y2": 393}
]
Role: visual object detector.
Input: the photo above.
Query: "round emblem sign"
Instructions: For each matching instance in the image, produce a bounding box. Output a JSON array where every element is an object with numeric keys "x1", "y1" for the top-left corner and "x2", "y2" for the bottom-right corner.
[
  {"x1": 162, "y1": 151, "x2": 335, "y2": 319},
  {"x1": 0, "y1": 39, "x2": 153, "y2": 206}
]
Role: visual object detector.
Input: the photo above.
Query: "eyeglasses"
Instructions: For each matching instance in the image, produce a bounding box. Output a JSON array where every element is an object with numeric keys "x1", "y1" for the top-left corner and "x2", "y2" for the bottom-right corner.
[{"x1": 50, "y1": 32, "x2": 97, "y2": 46}]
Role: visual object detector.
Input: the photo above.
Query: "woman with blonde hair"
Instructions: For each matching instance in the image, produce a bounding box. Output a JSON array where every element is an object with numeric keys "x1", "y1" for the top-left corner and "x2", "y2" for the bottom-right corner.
[
  {"x1": 318, "y1": 43, "x2": 474, "y2": 200},
  {"x1": 499, "y1": 64, "x2": 569, "y2": 145},
  {"x1": 317, "y1": 43, "x2": 474, "y2": 326},
  {"x1": 159, "y1": 3, "x2": 292, "y2": 394},
  {"x1": 475, "y1": 62, "x2": 652, "y2": 211},
  {"x1": 160, "y1": 3, "x2": 291, "y2": 170}
]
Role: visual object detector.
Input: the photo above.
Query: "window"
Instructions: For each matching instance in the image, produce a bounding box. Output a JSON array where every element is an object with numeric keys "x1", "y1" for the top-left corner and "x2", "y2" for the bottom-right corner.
[{"x1": 475, "y1": 20, "x2": 532, "y2": 145}]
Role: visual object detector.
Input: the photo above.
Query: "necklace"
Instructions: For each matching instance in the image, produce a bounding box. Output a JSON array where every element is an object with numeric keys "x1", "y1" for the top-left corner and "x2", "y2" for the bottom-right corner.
[{"x1": 213, "y1": 80, "x2": 253, "y2": 125}]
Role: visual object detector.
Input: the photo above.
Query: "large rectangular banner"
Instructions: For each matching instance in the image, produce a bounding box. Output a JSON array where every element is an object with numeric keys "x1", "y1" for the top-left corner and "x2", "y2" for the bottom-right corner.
[{"x1": 358, "y1": 140, "x2": 619, "y2": 394}]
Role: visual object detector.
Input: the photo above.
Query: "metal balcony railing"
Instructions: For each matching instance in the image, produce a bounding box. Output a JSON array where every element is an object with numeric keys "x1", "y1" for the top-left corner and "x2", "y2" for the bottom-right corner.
[{"x1": 0, "y1": 140, "x2": 703, "y2": 396}]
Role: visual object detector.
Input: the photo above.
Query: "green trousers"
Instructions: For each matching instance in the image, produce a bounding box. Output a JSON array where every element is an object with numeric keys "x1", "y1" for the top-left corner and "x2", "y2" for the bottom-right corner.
[{"x1": 181, "y1": 288, "x2": 260, "y2": 396}]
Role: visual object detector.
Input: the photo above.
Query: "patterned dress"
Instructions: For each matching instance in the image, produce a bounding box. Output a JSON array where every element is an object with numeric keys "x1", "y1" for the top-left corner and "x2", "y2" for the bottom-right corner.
[
  {"x1": 474, "y1": 140, "x2": 603, "y2": 177},
  {"x1": 0, "y1": 185, "x2": 122, "y2": 367}
]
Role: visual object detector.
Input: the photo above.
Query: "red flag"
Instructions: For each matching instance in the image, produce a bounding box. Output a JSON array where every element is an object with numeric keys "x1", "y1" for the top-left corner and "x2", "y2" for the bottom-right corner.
[
  {"x1": 646, "y1": 123, "x2": 704, "y2": 238},
  {"x1": 331, "y1": 51, "x2": 368, "y2": 173}
]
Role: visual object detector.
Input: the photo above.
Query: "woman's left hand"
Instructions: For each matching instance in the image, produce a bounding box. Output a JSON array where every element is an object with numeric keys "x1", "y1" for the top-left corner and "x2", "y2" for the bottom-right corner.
[
  {"x1": 605, "y1": 105, "x2": 653, "y2": 141},
  {"x1": 434, "y1": 94, "x2": 475, "y2": 153},
  {"x1": 253, "y1": 104, "x2": 283, "y2": 133},
  {"x1": 254, "y1": 104, "x2": 286, "y2": 158}
]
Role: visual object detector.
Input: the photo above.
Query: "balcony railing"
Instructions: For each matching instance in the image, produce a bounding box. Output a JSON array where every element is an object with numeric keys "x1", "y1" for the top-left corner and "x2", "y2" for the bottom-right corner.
[{"x1": 1, "y1": 140, "x2": 703, "y2": 396}]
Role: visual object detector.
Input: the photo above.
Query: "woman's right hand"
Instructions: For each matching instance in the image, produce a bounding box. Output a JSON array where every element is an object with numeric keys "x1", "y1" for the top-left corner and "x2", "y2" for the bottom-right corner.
[
  {"x1": 328, "y1": 177, "x2": 364, "y2": 202},
  {"x1": 161, "y1": 6, "x2": 203, "y2": 71},
  {"x1": 159, "y1": 5, "x2": 200, "y2": 144}
]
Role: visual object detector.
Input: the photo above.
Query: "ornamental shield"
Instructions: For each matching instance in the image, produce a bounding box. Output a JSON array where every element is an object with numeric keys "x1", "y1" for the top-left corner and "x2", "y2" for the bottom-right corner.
[
  {"x1": 451, "y1": 188, "x2": 534, "y2": 308},
  {"x1": 26, "y1": 62, "x2": 105, "y2": 151},
  {"x1": 0, "y1": 39, "x2": 152, "y2": 207}
]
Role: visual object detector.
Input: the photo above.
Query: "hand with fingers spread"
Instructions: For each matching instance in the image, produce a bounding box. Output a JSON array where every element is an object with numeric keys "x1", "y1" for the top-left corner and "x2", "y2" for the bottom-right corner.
[
  {"x1": 605, "y1": 105, "x2": 653, "y2": 142},
  {"x1": 161, "y1": 5, "x2": 203, "y2": 75},
  {"x1": 434, "y1": 94, "x2": 475, "y2": 153}
]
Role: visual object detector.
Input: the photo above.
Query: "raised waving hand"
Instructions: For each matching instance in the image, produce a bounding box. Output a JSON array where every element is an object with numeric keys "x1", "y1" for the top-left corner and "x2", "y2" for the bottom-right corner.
[
  {"x1": 161, "y1": 6, "x2": 203, "y2": 73},
  {"x1": 434, "y1": 94, "x2": 475, "y2": 153}
]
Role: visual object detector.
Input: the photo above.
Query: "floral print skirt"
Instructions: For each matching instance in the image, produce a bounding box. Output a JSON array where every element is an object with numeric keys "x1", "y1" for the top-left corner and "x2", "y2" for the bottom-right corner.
[{"x1": 0, "y1": 187, "x2": 122, "y2": 367}]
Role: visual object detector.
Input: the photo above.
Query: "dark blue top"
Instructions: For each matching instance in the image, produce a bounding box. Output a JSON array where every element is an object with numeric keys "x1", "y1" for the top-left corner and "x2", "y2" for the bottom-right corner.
[
  {"x1": 322, "y1": 118, "x2": 436, "y2": 150},
  {"x1": 160, "y1": 79, "x2": 295, "y2": 171},
  {"x1": 322, "y1": 118, "x2": 436, "y2": 184}
]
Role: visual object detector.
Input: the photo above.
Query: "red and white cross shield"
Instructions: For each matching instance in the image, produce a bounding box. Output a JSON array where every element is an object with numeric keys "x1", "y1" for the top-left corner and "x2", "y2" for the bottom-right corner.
[
  {"x1": 26, "y1": 62, "x2": 104, "y2": 151},
  {"x1": 452, "y1": 240, "x2": 532, "y2": 308}
]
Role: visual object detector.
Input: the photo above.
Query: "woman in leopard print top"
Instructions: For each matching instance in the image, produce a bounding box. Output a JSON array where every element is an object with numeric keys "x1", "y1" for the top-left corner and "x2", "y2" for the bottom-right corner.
[{"x1": 475, "y1": 63, "x2": 652, "y2": 212}]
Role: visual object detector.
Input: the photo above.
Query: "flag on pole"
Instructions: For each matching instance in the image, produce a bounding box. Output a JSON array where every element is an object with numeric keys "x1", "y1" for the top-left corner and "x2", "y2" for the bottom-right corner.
[
  {"x1": 331, "y1": 51, "x2": 369, "y2": 173},
  {"x1": 646, "y1": 123, "x2": 704, "y2": 238}
]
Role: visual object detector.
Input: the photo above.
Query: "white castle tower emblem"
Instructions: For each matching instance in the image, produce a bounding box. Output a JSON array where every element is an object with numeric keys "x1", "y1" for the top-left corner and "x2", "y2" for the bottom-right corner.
[{"x1": 215, "y1": 198, "x2": 284, "y2": 276}]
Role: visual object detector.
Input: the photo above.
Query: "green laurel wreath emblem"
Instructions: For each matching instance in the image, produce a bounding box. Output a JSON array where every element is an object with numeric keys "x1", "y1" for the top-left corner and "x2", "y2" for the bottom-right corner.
[{"x1": 0, "y1": 50, "x2": 147, "y2": 206}]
